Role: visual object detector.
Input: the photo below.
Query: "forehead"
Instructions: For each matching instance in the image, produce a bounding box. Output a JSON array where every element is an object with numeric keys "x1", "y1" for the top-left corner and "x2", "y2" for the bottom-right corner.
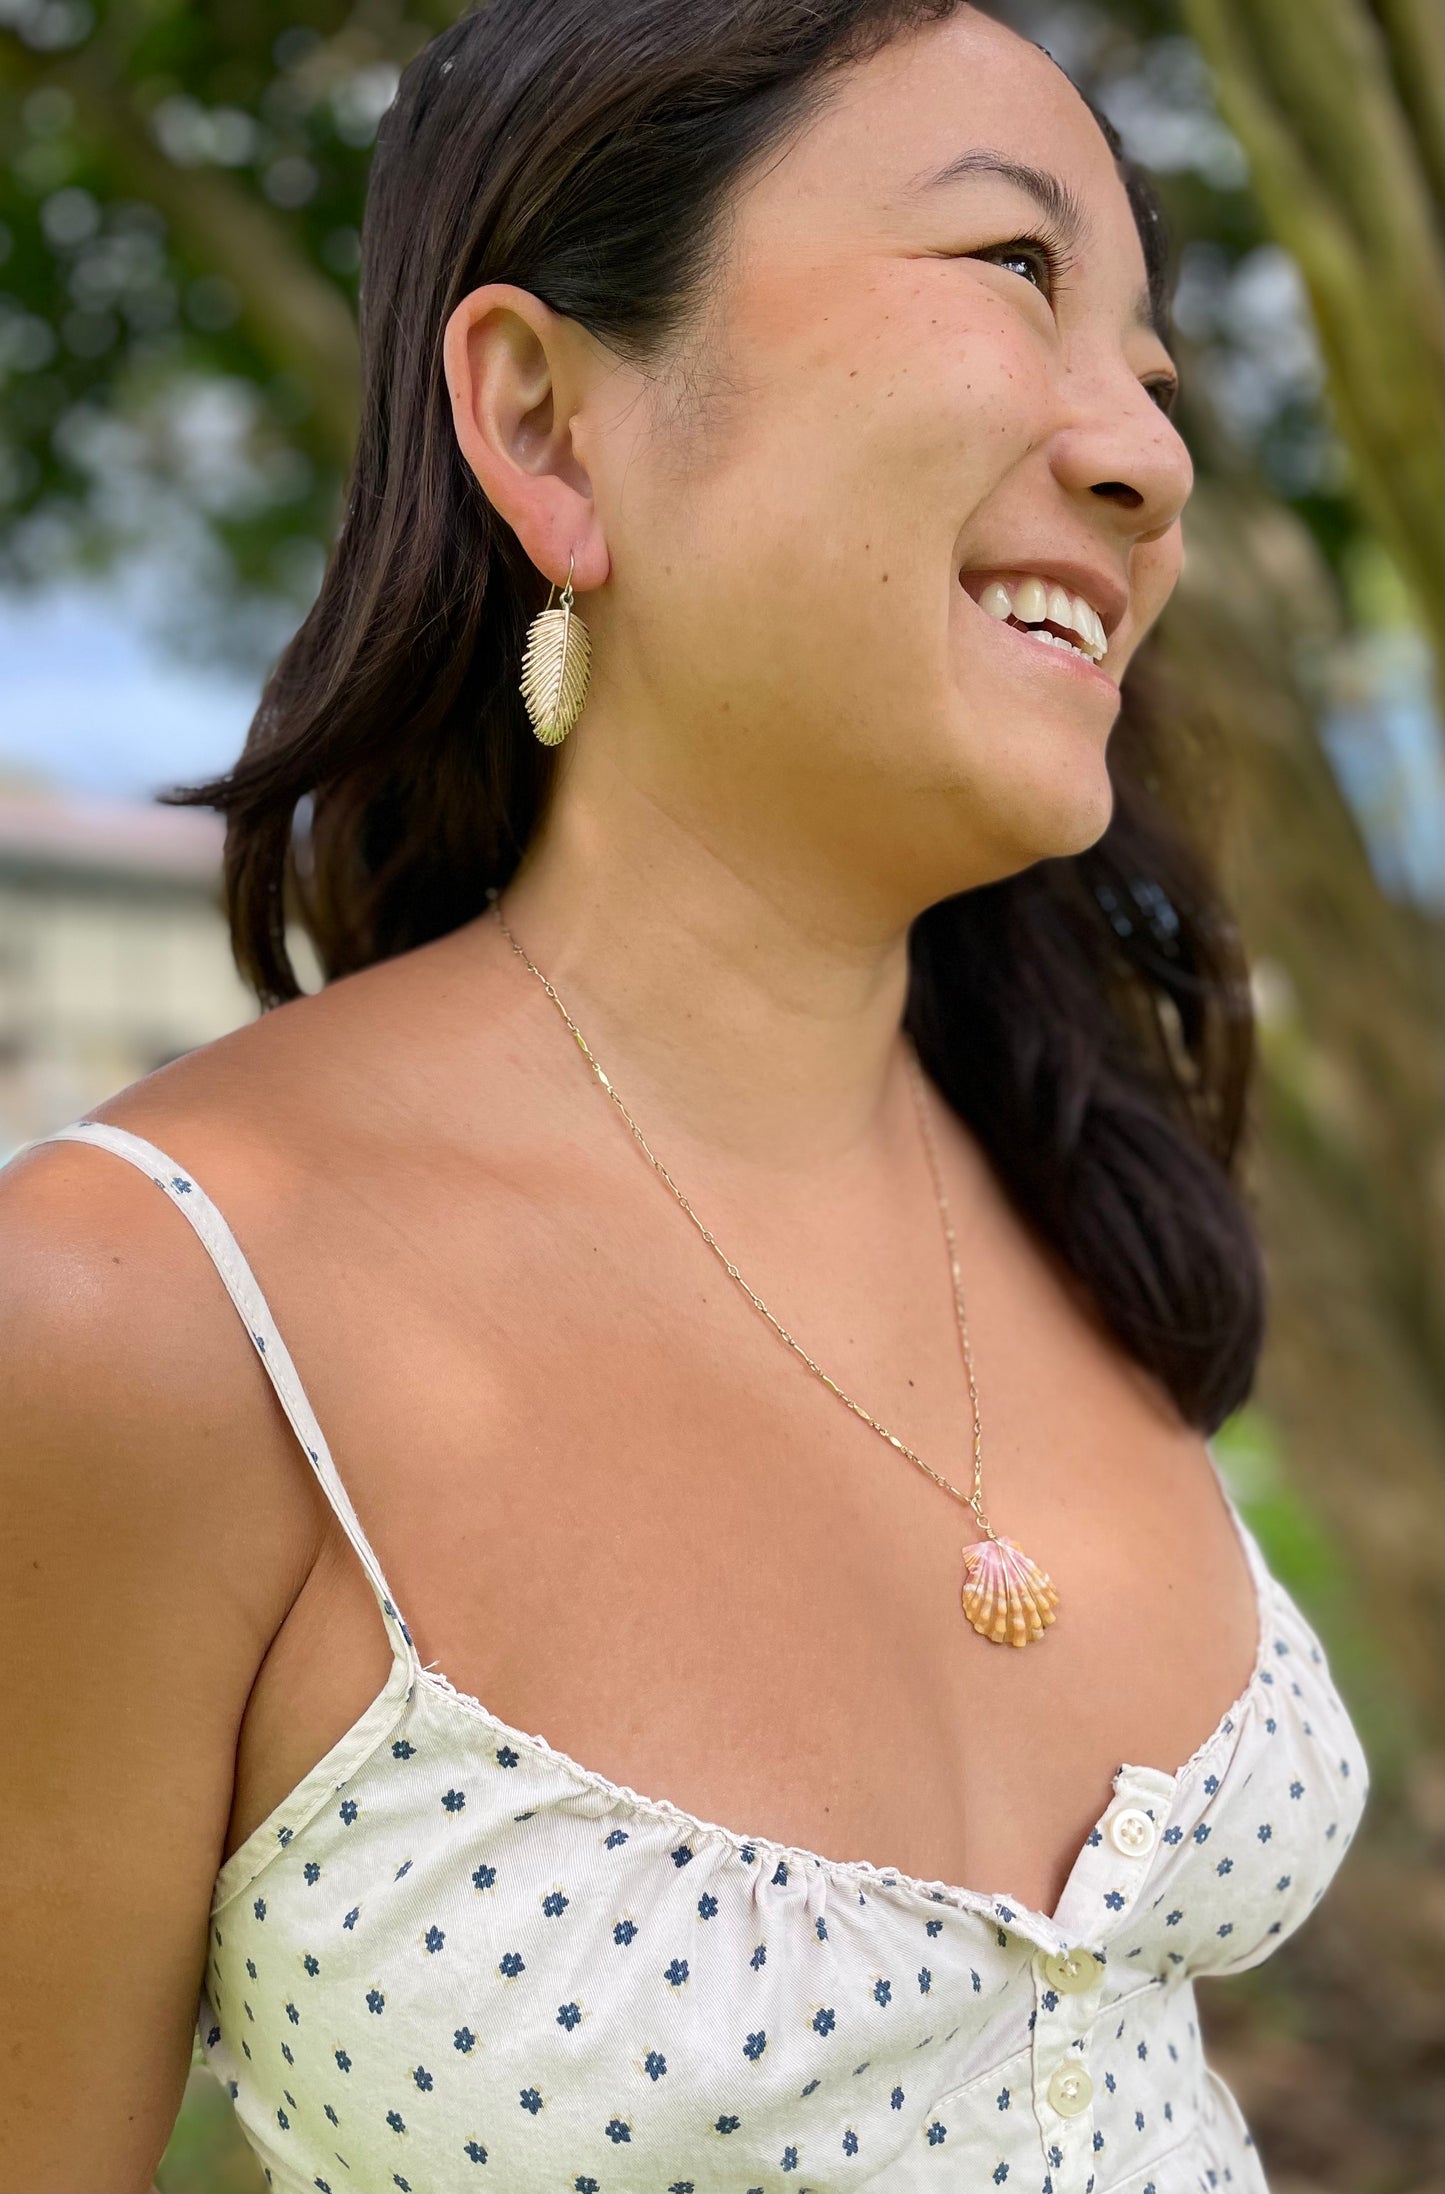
[{"x1": 737, "y1": 9, "x2": 1129, "y2": 247}]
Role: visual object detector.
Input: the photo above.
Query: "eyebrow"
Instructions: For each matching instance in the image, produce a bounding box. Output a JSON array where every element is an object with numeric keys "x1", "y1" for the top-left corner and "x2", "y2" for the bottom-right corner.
[{"x1": 905, "y1": 146, "x2": 1163, "y2": 343}]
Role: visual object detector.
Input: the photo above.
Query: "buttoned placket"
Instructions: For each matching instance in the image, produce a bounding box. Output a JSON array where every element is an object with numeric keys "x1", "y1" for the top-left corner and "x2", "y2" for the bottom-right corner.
[{"x1": 1025, "y1": 1765, "x2": 1176, "y2": 2194}]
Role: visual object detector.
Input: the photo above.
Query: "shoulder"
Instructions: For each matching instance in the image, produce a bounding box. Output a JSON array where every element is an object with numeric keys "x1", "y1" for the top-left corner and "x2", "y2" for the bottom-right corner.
[
  {"x1": 0, "y1": 919, "x2": 465, "y2": 1551},
  {"x1": 0, "y1": 1047, "x2": 350, "y2": 2190},
  {"x1": 0, "y1": 903, "x2": 514, "y2": 1552},
  {"x1": 0, "y1": 1036, "x2": 336, "y2": 1673}
]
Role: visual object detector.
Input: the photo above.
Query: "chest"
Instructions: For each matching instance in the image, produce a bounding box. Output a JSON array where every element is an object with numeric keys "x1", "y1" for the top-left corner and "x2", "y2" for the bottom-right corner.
[{"x1": 226, "y1": 1130, "x2": 1263, "y2": 1922}]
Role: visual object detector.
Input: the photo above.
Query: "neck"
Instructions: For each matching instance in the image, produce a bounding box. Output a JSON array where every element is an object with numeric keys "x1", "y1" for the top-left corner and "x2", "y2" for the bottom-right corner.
[{"x1": 483, "y1": 741, "x2": 919, "y2": 1181}]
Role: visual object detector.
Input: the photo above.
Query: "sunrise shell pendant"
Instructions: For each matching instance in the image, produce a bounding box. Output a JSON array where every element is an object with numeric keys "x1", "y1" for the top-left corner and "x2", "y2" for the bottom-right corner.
[{"x1": 960, "y1": 1535, "x2": 1060, "y2": 1648}]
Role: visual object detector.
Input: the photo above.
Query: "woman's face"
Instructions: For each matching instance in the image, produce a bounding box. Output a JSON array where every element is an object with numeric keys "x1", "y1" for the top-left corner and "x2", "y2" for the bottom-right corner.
[{"x1": 495, "y1": 9, "x2": 1193, "y2": 920}]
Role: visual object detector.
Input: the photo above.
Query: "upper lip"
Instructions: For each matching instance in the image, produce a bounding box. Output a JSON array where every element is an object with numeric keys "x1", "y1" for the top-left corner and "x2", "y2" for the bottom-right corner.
[{"x1": 958, "y1": 558, "x2": 1129, "y2": 643}]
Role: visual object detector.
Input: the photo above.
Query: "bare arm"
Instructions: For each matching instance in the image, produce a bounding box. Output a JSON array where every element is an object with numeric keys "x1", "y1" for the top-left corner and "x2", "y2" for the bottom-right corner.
[{"x1": 0, "y1": 1143, "x2": 313, "y2": 2194}]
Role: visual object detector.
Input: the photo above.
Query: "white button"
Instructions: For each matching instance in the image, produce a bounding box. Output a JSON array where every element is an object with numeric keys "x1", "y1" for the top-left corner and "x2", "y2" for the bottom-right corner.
[
  {"x1": 1106, "y1": 1806, "x2": 1157, "y2": 1857},
  {"x1": 1046, "y1": 2062, "x2": 1094, "y2": 2117},
  {"x1": 1040, "y1": 1947, "x2": 1104, "y2": 1995}
]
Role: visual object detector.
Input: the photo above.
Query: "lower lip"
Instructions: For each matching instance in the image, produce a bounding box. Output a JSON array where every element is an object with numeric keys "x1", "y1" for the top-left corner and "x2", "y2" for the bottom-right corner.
[{"x1": 959, "y1": 584, "x2": 1120, "y2": 696}]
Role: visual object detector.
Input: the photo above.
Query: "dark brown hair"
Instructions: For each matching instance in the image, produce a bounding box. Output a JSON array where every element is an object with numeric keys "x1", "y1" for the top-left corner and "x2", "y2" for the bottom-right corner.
[{"x1": 160, "y1": 0, "x2": 1265, "y2": 1434}]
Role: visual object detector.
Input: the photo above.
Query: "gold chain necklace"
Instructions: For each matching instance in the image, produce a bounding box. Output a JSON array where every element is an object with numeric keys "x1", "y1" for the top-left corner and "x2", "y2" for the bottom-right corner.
[{"x1": 488, "y1": 894, "x2": 1059, "y2": 1649}]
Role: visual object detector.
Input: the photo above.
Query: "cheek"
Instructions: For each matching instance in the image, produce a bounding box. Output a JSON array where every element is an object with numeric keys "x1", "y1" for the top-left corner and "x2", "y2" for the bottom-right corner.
[
  {"x1": 737, "y1": 285, "x2": 1047, "y2": 598},
  {"x1": 615, "y1": 265, "x2": 1054, "y2": 726},
  {"x1": 835, "y1": 302, "x2": 1056, "y2": 597},
  {"x1": 1127, "y1": 528, "x2": 1185, "y2": 640},
  {"x1": 1151, "y1": 527, "x2": 1185, "y2": 595},
  {"x1": 727, "y1": 250, "x2": 1043, "y2": 478}
]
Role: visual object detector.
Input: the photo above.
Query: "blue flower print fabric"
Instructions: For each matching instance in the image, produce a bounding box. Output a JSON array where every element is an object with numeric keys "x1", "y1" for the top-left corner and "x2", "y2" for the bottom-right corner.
[{"x1": 28, "y1": 1120, "x2": 1370, "y2": 2194}]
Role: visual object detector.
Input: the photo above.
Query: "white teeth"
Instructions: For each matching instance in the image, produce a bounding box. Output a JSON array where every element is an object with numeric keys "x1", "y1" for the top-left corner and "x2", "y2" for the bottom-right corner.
[
  {"x1": 1073, "y1": 594, "x2": 1104, "y2": 652},
  {"x1": 963, "y1": 572, "x2": 1109, "y2": 660},
  {"x1": 1020, "y1": 625, "x2": 1094, "y2": 660},
  {"x1": 1012, "y1": 574, "x2": 1049, "y2": 623}
]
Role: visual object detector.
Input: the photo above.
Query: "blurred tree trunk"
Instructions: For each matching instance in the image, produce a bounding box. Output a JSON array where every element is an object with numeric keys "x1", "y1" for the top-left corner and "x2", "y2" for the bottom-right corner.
[
  {"x1": 1150, "y1": 476, "x2": 1444, "y2": 1733},
  {"x1": 1141, "y1": 478, "x2": 1444, "y2": 2183},
  {"x1": 1178, "y1": 0, "x2": 1445, "y2": 710}
]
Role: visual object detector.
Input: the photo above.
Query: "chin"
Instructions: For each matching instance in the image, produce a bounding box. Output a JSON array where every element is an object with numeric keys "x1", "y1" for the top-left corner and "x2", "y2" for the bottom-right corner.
[
  {"x1": 949, "y1": 715, "x2": 1115, "y2": 873},
  {"x1": 983, "y1": 773, "x2": 1116, "y2": 882},
  {"x1": 1051, "y1": 772, "x2": 1116, "y2": 857}
]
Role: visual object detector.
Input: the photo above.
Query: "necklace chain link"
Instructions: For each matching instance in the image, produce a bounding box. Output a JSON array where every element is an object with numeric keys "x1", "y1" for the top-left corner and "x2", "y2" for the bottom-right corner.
[{"x1": 490, "y1": 896, "x2": 995, "y2": 1541}]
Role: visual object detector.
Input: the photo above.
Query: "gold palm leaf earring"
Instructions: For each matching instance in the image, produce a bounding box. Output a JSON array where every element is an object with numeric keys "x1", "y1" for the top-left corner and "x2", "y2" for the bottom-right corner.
[{"x1": 519, "y1": 552, "x2": 592, "y2": 745}]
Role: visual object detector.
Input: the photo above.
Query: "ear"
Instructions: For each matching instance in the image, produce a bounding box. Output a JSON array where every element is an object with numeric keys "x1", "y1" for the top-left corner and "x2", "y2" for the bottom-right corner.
[{"x1": 442, "y1": 282, "x2": 609, "y2": 593}]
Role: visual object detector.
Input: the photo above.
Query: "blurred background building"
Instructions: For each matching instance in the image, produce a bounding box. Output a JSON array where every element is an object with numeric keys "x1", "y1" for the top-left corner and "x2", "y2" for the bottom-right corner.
[{"x1": 0, "y1": 773, "x2": 252, "y2": 1157}]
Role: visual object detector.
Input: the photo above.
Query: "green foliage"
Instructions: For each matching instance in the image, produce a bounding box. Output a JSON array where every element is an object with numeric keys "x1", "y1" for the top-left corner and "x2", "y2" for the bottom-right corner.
[
  {"x1": 0, "y1": 0, "x2": 453, "y2": 653},
  {"x1": 153, "y1": 2062, "x2": 263, "y2": 2194},
  {"x1": 1213, "y1": 1403, "x2": 1415, "y2": 1790}
]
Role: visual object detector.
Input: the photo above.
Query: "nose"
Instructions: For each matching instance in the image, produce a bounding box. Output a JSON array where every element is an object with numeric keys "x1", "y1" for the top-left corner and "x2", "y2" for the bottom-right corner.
[{"x1": 1050, "y1": 377, "x2": 1194, "y2": 547}]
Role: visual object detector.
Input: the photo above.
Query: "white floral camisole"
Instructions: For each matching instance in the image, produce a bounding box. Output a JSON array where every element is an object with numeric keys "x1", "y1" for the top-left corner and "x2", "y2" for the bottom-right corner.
[{"x1": 31, "y1": 1120, "x2": 1370, "y2": 2194}]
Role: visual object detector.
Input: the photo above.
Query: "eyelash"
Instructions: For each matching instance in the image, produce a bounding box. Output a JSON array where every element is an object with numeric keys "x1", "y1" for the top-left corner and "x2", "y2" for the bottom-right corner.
[
  {"x1": 976, "y1": 225, "x2": 1077, "y2": 298},
  {"x1": 970, "y1": 228, "x2": 1182, "y2": 417}
]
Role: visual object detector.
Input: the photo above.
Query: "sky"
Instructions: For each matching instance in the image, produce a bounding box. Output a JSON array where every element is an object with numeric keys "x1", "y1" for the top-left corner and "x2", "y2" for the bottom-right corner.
[{"x1": 0, "y1": 580, "x2": 256, "y2": 802}]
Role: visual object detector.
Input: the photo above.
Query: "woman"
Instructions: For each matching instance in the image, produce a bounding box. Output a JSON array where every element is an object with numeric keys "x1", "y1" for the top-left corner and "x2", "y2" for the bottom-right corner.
[{"x1": 1, "y1": 3, "x2": 1368, "y2": 2190}]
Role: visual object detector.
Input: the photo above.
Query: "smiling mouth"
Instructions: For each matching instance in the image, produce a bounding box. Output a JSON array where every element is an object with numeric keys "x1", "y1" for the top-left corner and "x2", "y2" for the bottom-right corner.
[{"x1": 956, "y1": 574, "x2": 1119, "y2": 687}]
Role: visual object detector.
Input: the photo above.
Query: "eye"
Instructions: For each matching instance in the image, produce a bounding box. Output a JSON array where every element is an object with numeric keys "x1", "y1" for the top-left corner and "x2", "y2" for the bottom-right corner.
[
  {"x1": 962, "y1": 237, "x2": 1183, "y2": 415},
  {"x1": 970, "y1": 230, "x2": 1072, "y2": 299}
]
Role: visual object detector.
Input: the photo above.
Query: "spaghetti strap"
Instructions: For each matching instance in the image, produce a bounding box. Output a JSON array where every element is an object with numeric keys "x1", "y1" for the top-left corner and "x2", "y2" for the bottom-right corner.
[{"x1": 16, "y1": 1118, "x2": 417, "y2": 1676}]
